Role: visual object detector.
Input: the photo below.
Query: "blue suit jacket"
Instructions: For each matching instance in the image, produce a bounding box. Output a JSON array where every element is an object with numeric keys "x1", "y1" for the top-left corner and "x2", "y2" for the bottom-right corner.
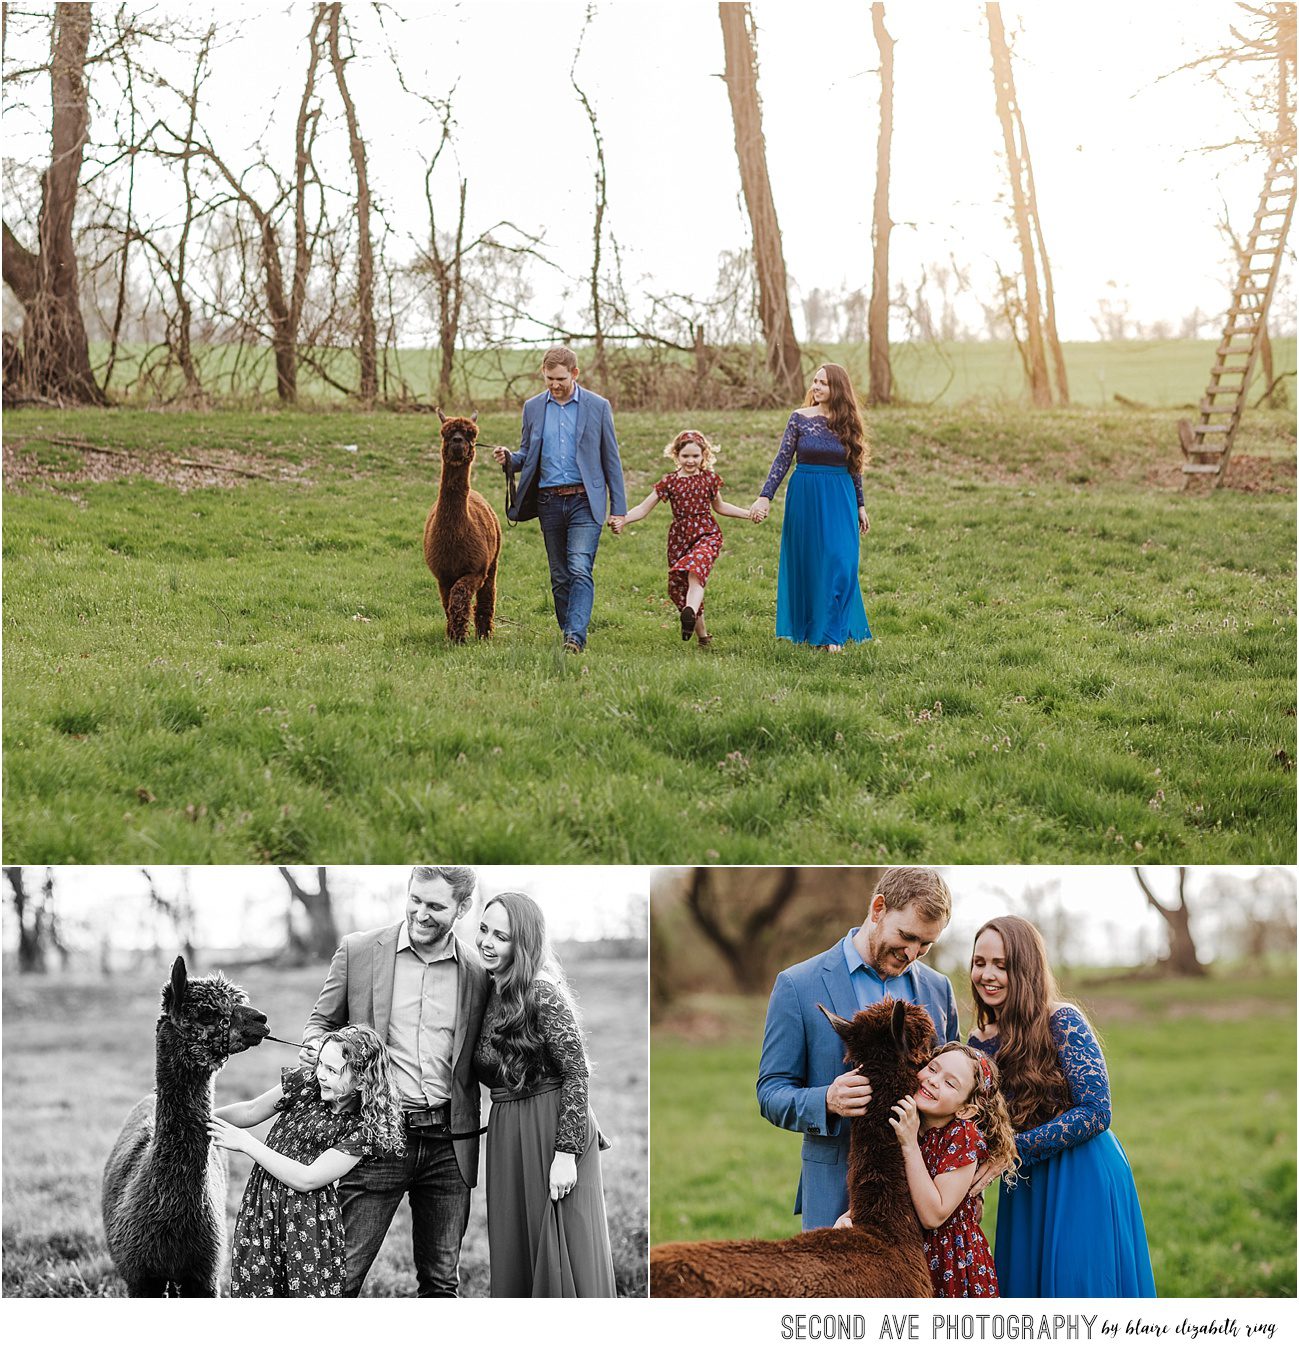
[
  {"x1": 756, "y1": 942, "x2": 960, "y2": 1230},
  {"x1": 504, "y1": 386, "x2": 627, "y2": 523}
]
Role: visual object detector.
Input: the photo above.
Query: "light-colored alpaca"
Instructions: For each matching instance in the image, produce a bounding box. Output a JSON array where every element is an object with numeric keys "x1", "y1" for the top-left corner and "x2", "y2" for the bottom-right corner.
[
  {"x1": 102, "y1": 956, "x2": 268, "y2": 1297},
  {"x1": 423, "y1": 411, "x2": 502, "y2": 643},
  {"x1": 650, "y1": 999, "x2": 936, "y2": 1298}
]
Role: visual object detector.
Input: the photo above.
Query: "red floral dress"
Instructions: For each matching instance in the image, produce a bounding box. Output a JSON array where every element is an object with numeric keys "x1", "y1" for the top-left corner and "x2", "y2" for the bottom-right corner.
[
  {"x1": 654, "y1": 468, "x2": 725, "y2": 613},
  {"x1": 918, "y1": 1118, "x2": 998, "y2": 1298}
]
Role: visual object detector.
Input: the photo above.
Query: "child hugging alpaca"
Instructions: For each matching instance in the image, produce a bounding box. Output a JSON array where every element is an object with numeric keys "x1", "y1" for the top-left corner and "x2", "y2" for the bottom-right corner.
[
  {"x1": 838, "y1": 1042, "x2": 1018, "y2": 1298},
  {"x1": 617, "y1": 429, "x2": 751, "y2": 645}
]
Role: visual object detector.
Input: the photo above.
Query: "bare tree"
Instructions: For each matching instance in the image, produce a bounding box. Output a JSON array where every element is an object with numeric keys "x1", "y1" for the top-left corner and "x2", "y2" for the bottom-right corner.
[
  {"x1": 2, "y1": 3, "x2": 106, "y2": 404},
  {"x1": 4, "y1": 866, "x2": 67, "y2": 973},
  {"x1": 571, "y1": 5, "x2": 610, "y2": 392},
  {"x1": 985, "y1": 4, "x2": 1068, "y2": 406},
  {"x1": 718, "y1": 3, "x2": 803, "y2": 401},
  {"x1": 868, "y1": 4, "x2": 895, "y2": 405},
  {"x1": 141, "y1": 868, "x2": 196, "y2": 966},
  {"x1": 279, "y1": 866, "x2": 339, "y2": 963},
  {"x1": 324, "y1": 3, "x2": 377, "y2": 404},
  {"x1": 1133, "y1": 868, "x2": 1208, "y2": 977},
  {"x1": 683, "y1": 866, "x2": 801, "y2": 992}
]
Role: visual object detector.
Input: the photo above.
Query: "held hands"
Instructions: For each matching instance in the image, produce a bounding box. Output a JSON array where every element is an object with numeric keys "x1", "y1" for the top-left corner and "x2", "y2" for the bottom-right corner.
[
  {"x1": 607, "y1": 515, "x2": 625, "y2": 535},
  {"x1": 889, "y1": 1095, "x2": 920, "y2": 1146},
  {"x1": 859, "y1": 507, "x2": 871, "y2": 536},
  {"x1": 549, "y1": 1152, "x2": 578, "y2": 1202},
  {"x1": 825, "y1": 1065, "x2": 872, "y2": 1118},
  {"x1": 749, "y1": 496, "x2": 771, "y2": 524},
  {"x1": 208, "y1": 1117, "x2": 252, "y2": 1155}
]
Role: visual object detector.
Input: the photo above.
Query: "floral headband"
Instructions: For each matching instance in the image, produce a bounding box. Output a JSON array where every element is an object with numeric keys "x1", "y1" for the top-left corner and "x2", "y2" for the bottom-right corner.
[
  {"x1": 975, "y1": 1052, "x2": 994, "y2": 1092},
  {"x1": 675, "y1": 430, "x2": 708, "y2": 451}
]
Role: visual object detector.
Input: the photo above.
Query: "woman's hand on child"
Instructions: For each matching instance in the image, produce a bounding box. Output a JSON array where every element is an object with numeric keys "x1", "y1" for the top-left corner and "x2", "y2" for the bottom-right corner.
[
  {"x1": 749, "y1": 496, "x2": 771, "y2": 523},
  {"x1": 859, "y1": 508, "x2": 870, "y2": 535},
  {"x1": 889, "y1": 1095, "x2": 920, "y2": 1144},
  {"x1": 208, "y1": 1117, "x2": 252, "y2": 1155},
  {"x1": 549, "y1": 1152, "x2": 578, "y2": 1201}
]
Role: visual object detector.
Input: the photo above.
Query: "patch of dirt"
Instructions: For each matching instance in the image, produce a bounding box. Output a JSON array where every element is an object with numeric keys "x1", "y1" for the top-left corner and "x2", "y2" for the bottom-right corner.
[
  {"x1": 3, "y1": 436, "x2": 311, "y2": 493},
  {"x1": 1145, "y1": 453, "x2": 1297, "y2": 494}
]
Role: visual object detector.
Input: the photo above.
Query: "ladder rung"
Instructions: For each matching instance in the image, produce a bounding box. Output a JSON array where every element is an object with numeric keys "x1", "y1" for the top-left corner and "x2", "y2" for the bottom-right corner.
[
  {"x1": 1200, "y1": 399, "x2": 1242, "y2": 413},
  {"x1": 1192, "y1": 423, "x2": 1231, "y2": 434},
  {"x1": 1206, "y1": 384, "x2": 1245, "y2": 396},
  {"x1": 1211, "y1": 364, "x2": 1250, "y2": 374},
  {"x1": 1182, "y1": 463, "x2": 1223, "y2": 474}
]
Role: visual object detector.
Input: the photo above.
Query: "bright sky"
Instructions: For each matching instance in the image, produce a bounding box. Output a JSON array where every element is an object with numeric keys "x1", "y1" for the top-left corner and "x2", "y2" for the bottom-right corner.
[
  {"x1": 2, "y1": 865, "x2": 648, "y2": 949},
  {"x1": 4, "y1": 0, "x2": 1291, "y2": 342}
]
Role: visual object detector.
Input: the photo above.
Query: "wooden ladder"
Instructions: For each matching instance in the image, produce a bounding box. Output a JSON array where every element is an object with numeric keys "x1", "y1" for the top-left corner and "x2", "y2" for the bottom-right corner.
[{"x1": 1180, "y1": 142, "x2": 1296, "y2": 487}]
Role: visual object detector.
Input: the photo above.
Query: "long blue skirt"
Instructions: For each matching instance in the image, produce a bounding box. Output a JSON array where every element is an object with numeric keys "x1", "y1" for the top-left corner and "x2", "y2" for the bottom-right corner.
[
  {"x1": 994, "y1": 1129, "x2": 1156, "y2": 1297},
  {"x1": 774, "y1": 464, "x2": 871, "y2": 645}
]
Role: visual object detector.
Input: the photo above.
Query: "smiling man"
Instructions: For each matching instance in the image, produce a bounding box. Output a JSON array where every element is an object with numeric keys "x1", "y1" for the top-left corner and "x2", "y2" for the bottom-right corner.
[
  {"x1": 756, "y1": 867, "x2": 959, "y2": 1230},
  {"x1": 301, "y1": 865, "x2": 489, "y2": 1296}
]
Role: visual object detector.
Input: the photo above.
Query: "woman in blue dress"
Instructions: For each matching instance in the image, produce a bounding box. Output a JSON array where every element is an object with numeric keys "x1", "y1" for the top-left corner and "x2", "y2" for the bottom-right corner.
[
  {"x1": 967, "y1": 915, "x2": 1156, "y2": 1297},
  {"x1": 750, "y1": 363, "x2": 871, "y2": 649}
]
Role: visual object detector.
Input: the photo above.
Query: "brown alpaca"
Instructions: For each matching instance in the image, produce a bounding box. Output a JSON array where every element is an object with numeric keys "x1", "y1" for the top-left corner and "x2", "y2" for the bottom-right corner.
[
  {"x1": 650, "y1": 999, "x2": 937, "y2": 1298},
  {"x1": 423, "y1": 411, "x2": 502, "y2": 643}
]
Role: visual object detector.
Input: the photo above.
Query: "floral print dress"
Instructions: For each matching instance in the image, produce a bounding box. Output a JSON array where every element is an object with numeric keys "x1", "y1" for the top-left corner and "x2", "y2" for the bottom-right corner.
[
  {"x1": 229, "y1": 1067, "x2": 368, "y2": 1297},
  {"x1": 654, "y1": 468, "x2": 726, "y2": 613},
  {"x1": 918, "y1": 1118, "x2": 998, "y2": 1298}
]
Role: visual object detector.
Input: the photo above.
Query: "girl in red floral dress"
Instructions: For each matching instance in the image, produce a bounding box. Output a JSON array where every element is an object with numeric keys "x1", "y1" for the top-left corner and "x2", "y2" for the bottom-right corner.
[
  {"x1": 889, "y1": 1042, "x2": 1019, "y2": 1298},
  {"x1": 617, "y1": 430, "x2": 752, "y2": 644}
]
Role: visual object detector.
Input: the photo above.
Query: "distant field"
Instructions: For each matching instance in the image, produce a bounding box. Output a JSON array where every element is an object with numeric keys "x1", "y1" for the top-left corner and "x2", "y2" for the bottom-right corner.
[
  {"x1": 86, "y1": 337, "x2": 1298, "y2": 411},
  {"x1": 4, "y1": 402, "x2": 1293, "y2": 863},
  {"x1": 649, "y1": 971, "x2": 1296, "y2": 1298},
  {"x1": 1, "y1": 951, "x2": 648, "y2": 1297}
]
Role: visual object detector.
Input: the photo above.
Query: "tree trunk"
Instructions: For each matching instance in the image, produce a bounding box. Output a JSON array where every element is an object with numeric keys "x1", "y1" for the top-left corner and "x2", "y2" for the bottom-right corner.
[
  {"x1": 325, "y1": 3, "x2": 376, "y2": 405},
  {"x1": 868, "y1": 4, "x2": 895, "y2": 405},
  {"x1": 986, "y1": 3, "x2": 1053, "y2": 407},
  {"x1": 1, "y1": 4, "x2": 106, "y2": 405},
  {"x1": 683, "y1": 866, "x2": 801, "y2": 992},
  {"x1": 572, "y1": 10, "x2": 610, "y2": 394},
  {"x1": 5, "y1": 867, "x2": 47, "y2": 974},
  {"x1": 279, "y1": 866, "x2": 339, "y2": 962},
  {"x1": 719, "y1": 3, "x2": 803, "y2": 401},
  {"x1": 1133, "y1": 867, "x2": 1208, "y2": 977}
]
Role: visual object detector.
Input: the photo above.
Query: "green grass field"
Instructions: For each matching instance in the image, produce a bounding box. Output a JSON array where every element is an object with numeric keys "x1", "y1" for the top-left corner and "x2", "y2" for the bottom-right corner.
[
  {"x1": 3, "y1": 396, "x2": 1294, "y2": 863},
  {"x1": 649, "y1": 971, "x2": 1296, "y2": 1298},
  {"x1": 1, "y1": 950, "x2": 647, "y2": 1297}
]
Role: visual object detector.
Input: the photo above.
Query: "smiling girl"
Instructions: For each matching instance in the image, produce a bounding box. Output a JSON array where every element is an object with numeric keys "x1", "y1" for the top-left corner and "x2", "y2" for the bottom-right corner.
[
  {"x1": 209, "y1": 1025, "x2": 404, "y2": 1297},
  {"x1": 885, "y1": 1044, "x2": 1018, "y2": 1298}
]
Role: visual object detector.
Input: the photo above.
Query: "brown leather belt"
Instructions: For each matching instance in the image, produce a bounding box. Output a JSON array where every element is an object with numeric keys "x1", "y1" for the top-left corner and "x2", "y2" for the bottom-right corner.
[{"x1": 543, "y1": 484, "x2": 586, "y2": 497}]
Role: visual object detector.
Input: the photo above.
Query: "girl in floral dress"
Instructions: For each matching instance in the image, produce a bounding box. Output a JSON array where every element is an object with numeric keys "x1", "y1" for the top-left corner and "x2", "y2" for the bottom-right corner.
[
  {"x1": 888, "y1": 1043, "x2": 1019, "y2": 1298},
  {"x1": 618, "y1": 430, "x2": 752, "y2": 644},
  {"x1": 209, "y1": 1024, "x2": 405, "y2": 1297}
]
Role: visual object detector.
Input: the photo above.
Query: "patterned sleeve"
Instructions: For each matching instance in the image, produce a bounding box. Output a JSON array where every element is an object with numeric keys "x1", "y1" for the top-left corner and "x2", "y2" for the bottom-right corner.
[
  {"x1": 275, "y1": 1065, "x2": 312, "y2": 1113},
  {"x1": 852, "y1": 468, "x2": 865, "y2": 510},
  {"x1": 333, "y1": 1124, "x2": 368, "y2": 1158},
  {"x1": 1014, "y1": 1007, "x2": 1113, "y2": 1167},
  {"x1": 932, "y1": 1120, "x2": 983, "y2": 1174},
  {"x1": 654, "y1": 475, "x2": 673, "y2": 501},
  {"x1": 535, "y1": 982, "x2": 590, "y2": 1156},
  {"x1": 759, "y1": 415, "x2": 800, "y2": 500}
]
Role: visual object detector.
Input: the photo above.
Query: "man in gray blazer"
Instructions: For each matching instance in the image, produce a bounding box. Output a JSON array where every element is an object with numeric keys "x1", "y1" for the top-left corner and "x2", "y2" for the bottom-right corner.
[
  {"x1": 301, "y1": 864, "x2": 489, "y2": 1297},
  {"x1": 493, "y1": 346, "x2": 626, "y2": 653}
]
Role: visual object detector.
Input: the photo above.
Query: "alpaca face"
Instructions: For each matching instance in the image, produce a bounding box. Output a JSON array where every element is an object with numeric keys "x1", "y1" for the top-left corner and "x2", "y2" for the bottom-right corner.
[
  {"x1": 822, "y1": 999, "x2": 936, "y2": 1087},
  {"x1": 439, "y1": 417, "x2": 479, "y2": 468},
  {"x1": 160, "y1": 956, "x2": 269, "y2": 1071}
]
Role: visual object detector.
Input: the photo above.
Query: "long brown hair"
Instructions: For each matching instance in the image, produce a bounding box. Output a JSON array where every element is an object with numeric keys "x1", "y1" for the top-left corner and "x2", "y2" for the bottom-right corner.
[
  {"x1": 929, "y1": 1041, "x2": 1020, "y2": 1187},
  {"x1": 970, "y1": 916, "x2": 1073, "y2": 1131},
  {"x1": 484, "y1": 892, "x2": 585, "y2": 1093},
  {"x1": 808, "y1": 363, "x2": 871, "y2": 477}
]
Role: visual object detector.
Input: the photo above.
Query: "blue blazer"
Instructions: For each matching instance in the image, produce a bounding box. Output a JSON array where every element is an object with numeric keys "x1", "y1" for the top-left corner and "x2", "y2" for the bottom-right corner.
[
  {"x1": 504, "y1": 386, "x2": 627, "y2": 523},
  {"x1": 756, "y1": 942, "x2": 959, "y2": 1230}
]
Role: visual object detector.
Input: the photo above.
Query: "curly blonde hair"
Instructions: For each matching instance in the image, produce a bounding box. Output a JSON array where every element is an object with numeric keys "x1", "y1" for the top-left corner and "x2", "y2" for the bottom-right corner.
[
  {"x1": 663, "y1": 429, "x2": 718, "y2": 470},
  {"x1": 319, "y1": 1025, "x2": 406, "y2": 1157},
  {"x1": 930, "y1": 1041, "x2": 1020, "y2": 1187}
]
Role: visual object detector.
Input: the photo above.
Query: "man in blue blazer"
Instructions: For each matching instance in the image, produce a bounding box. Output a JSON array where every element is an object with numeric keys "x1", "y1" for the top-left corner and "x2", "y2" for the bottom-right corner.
[
  {"x1": 493, "y1": 347, "x2": 626, "y2": 653},
  {"x1": 756, "y1": 866, "x2": 960, "y2": 1230}
]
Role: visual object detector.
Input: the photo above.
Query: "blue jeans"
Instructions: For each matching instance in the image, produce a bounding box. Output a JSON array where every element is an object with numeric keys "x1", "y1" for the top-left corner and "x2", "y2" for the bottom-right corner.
[
  {"x1": 536, "y1": 490, "x2": 602, "y2": 647},
  {"x1": 337, "y1": 1131, "x2": 471, "y2": 1297}
]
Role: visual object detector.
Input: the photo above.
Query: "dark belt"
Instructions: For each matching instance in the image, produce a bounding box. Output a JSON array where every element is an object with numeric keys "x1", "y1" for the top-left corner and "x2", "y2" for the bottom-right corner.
[
  {"x1": 541, "y1": 483, "x2": 586, "y2": 497},
  {"x1": 403, "y1": 1104, "x2": 487, "y2": 1141}
]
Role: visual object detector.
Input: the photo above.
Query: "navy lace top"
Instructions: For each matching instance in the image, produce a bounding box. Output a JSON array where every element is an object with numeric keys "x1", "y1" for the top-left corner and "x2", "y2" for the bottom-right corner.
[
  {"x1": 968, "y1": 1006, "x2": 1112, "y2": 1167},
  {"x1": 760, "y1": 410, "x2": 865, "y2": 508}
]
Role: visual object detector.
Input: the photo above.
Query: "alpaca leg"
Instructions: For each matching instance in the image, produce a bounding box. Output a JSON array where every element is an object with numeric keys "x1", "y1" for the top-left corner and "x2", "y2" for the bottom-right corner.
[
  {"x1": 445, "y1": 576, "x2": 481, "y2": 644},
  {"x1": 474, "y1": 560, "x2": 497, "y2": 639}
]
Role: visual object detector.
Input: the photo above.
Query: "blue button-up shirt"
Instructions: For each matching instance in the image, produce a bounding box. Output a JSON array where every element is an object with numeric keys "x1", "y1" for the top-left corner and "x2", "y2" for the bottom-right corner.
[
  {"x1": 538, "y1": 383, "x2": 582, "y2": 488},
  {"x1": 841, "y1": 928, "x2": 920, "y2": 1012}
]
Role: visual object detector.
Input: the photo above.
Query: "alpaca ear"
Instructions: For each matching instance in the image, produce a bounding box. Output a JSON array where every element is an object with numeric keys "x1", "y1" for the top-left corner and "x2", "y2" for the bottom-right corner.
[
  {"x1": 470, "y1": 409, "x2": 479, "y2": 425},
  {"x1": 818, "y1": 1003, "x2": 855, "y2": 1041},
  {"x1": 891, "y1": 999, "x2": 909, "y2": 1059},
  {"x1": 434, "y1": 406, "x2": 447, "y2": 424},
  {"x1": 165, "y1": 955, "x2": 188, "y2": 1014}
]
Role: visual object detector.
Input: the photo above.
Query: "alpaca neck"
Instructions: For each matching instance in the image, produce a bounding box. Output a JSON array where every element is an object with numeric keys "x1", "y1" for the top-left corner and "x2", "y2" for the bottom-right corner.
[
  {"x1": 438, "y1": 459, "x2": 473, "y2": 503},
  {"x1": 152, "y1": 1028, "x2": 217, "y2": 1175}
]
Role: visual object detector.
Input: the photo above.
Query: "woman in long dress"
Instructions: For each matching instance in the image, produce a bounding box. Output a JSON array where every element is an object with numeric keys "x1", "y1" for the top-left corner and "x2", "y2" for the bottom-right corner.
[
  {"x1": 750, "y1": 363, "x2": 871, "y2": 650},
  {"x1": 472, "y1": 891, "x2": 617, "y2": 1298},
  {"x1": 967, "y1": 916, "x2": 1156, "y2": 1297}
]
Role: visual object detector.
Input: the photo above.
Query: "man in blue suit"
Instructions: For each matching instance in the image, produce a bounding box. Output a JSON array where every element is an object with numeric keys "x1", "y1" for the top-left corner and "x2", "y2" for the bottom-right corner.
[
  {"x1": 756, "y1": 866, "x2": 960, "y2": 1230},
  {"x1": 493, "y1": 347, "x2": 626, "y2": 653}
]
